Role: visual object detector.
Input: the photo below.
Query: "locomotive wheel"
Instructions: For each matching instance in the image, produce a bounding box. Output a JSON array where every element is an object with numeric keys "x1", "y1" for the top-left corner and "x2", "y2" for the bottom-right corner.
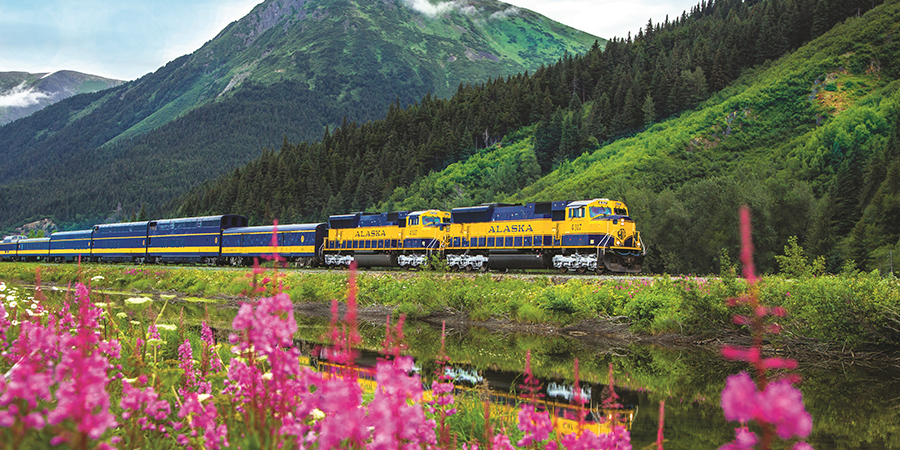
[
  {"x1": 558, "y1": 267, "x2": 568, "y2": 274},
  {"x1": 576, "y1": 267, "x2": 588, "y2": 274}
]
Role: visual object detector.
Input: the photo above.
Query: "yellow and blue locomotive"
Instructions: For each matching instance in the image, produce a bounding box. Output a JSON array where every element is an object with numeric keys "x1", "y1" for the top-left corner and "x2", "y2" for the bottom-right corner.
[
  {"x1": 322, "y1": 209, "x2": 450, "y2": 268},
  {"x1": 444, "y1": 198, "x2": 644, "y2": 273}
]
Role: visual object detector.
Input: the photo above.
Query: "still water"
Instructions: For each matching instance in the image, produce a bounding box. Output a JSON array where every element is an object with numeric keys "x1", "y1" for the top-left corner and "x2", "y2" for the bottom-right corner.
[{"x1": 30, "y1": 287, "x2": 900, "y2": 449}]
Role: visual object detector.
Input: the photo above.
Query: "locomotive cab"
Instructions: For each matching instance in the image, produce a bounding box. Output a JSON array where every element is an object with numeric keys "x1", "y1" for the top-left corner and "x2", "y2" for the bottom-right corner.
[
  {"x1": 562, "y1": 199, "x2": 644, "y2": 273},
  {"x1": 404, "y1": 210, "x2": 451, "y2": 248}
]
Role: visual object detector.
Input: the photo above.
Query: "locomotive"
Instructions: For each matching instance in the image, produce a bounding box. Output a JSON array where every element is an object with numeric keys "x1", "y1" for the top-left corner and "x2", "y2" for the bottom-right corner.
[{"x1": 0, "y1": 198, "x2": 645, "y2": 273}]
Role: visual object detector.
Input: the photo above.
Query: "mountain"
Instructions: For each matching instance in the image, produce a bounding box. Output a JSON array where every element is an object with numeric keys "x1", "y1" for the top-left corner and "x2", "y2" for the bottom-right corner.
[
  {"x1": 0, "y1": 0, "x2": 601, "y2": 231},
  {"x1": 174, "y1": 0, "x2": 897, "y2": 274},
  {"x1": 0, "y1": 71, "x2": 124, "y2": 125}
]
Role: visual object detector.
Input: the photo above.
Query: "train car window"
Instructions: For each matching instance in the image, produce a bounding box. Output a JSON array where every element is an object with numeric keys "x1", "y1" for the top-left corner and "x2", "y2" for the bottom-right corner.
[{"x1": 614, "y1": 207, "x2": 628, "y2": 216}]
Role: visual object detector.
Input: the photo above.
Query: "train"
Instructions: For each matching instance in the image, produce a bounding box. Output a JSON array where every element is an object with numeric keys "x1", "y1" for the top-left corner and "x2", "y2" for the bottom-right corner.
[{"x1": 0, "y1": 198, "x2": 645, "y2": 273}]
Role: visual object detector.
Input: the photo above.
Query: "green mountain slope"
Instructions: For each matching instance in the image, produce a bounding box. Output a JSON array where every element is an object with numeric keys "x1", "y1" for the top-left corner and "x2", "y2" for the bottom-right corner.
[
  {"x1": 389, "y1": 0, "x2": 900, "y2": 274},
  {"x1": 0, "y1": 0, "x2": 599, "y2": 230},
  {"x1": 0, "y1": 71, "x2": 123, "y2": 126},
  {"x1": 173, "y1": 0, "x2": 897, "y2": 275}
]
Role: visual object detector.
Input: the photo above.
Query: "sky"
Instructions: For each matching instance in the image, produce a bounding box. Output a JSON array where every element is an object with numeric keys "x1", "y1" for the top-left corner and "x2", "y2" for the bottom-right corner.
[{"x1": 0, "y1": 0, "x2": 702, "y2": 82}]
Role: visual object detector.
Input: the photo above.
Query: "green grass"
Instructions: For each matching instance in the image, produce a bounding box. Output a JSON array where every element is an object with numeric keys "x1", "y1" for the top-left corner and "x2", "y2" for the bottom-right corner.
[{"x1": 3, "y1": 262, "x2": 898, "y2": 351}]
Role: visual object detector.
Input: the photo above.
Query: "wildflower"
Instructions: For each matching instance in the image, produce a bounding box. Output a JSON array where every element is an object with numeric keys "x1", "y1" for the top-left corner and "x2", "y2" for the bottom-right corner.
[
  {"x1": 91, "y1": 276, "x2": 105, "y2": 282},
  {"x1": 177, "y1": 393, "x2": 228, "y2": 450},
  {"x1": 178, "y1": 339, "x2": 196, "y2": 395},
  {"x1": 119, "y1": 379, "x2": 171, "y2": 425},
  {"x1": 200, "y1": 321, "x2": 222, "y2": 373},
  {"x1": 366, "y1": 356, "x2": 437, "y2": 448},
  {"x1": 720, "y1": 206, "x2": 814, "y2": 450},
  {"x1": 516, "y1": 404, "x2": 553, "y2": 447}
]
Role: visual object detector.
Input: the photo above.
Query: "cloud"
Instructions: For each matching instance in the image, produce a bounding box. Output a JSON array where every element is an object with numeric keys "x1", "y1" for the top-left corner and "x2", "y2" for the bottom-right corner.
[
  {"x1": 489, "y1": 6, "x2": 520, "y2": 20},
  {"x1": 0, "y1": 83, "x2": 50, "y2": 108},
  {"x1": 402, "y1": 0, "x2": 518, "y2": 20},
  {"x1": 402, "y1": 0, "x2": 460, "y2": 16}
]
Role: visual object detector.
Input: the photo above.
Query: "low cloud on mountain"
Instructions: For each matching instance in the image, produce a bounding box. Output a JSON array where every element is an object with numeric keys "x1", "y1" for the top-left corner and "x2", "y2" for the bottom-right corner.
[{"x1": 0, "y1": 83, "x2": 49, "y2": 108}]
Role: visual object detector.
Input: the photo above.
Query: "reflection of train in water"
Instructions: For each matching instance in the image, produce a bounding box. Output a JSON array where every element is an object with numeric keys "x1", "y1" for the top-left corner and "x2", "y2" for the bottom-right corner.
[
  {"x1": 1, "y1": 198, "x2": 645, "y2": 273},
  {"x1": 307, "y1": 348, "x2": 637, "y2": 435}
]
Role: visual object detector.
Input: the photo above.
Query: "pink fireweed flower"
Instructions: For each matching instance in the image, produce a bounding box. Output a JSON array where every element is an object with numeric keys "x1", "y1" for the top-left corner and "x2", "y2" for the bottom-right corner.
[
  {"x1": 719, "y1": 426, "x2": 758, "y2": 450},
  {"x1": 120, "y1": 379, "x2": 172, "y2": 426},
  {"x1": 759, "y1": 380, "x2": 812, "y2": 439},
  {"x1": 739, "y1": 206, "x2": 759, "y2": 285},
  {"x1": 266, "y1": 219, "x2": 286, "y2": 263},
  {"x1": 47, "y1": 334, "x2": 119, "y2": 440},
  {"x1": 721, "y1": 345, "x2": 761, "y2": 364},
  {"x1": 366, "y1": 356, "x2": 437, "y2": 449},
  {"x1": 201, "y1": 321, "x2": 222, "y2": 373},
  {"x1": 231, "y1": 292, "x2": 297, "y2": 355},
  {"x1": 720, "y1": 372, "x2": 812, "y2": 441},
  {"x1": 762, "y1": 357, "x2": 798, "y2": 370},
  {"x1": 516, "y1": 404, "x2": 553, "y2": 447},
  {"x1": 2, "y1": 322, "x2": 58, "y2": 410},
  {"x1": 177, "y1": 393, "x2": 229, "y2": 450},
  {"x1": 721, "y1": 372, "x2": 759, "y2": 423},
  {"x1": 493, "y1": 432, "x2": 517, "y2": 450},
  {"x1": 178, "y1": 339, "x2": 196, "y2": 396},
  {"x1": 310, "y1": 374, "x2": 368, "y2": 449},
  {"x1": 0, "y1": 301, "x2": 9, "y2": 340}
]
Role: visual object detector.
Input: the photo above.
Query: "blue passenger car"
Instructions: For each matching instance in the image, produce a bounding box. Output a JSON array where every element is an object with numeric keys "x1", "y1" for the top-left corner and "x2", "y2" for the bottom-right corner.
[
  {"x1": 49, "y1": 229, "x2": 94, "y2": 263},
  {"x1": 92, "y1": 221, "x2": 151, "y2": 263},
  {"x1": 222, "y1": 223, "x2": 326, "y2": 267},
  {"x1": 16, "y1": 237, "x2": 51, "y2": 262},
  {"x1": 1, "y1": 236, "x2": 25, "y2": 261},
  {"x1": 148, "y1": 215, "x2": 247, "y2": 264}
]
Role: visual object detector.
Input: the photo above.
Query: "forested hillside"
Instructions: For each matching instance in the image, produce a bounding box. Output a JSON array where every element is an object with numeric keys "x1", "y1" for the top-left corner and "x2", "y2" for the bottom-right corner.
[
  {"x1": 177, "y1": 0, "x2": 895, "y2": 274},
  {"x1": 0, "y1": 0, "x2": 598, "y2": 231}
]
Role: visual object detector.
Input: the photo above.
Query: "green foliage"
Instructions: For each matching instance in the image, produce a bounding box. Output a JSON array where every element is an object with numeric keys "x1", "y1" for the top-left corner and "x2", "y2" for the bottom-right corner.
[{"x1": 775, "y1": 236, "x2": 826, "y2": 278}]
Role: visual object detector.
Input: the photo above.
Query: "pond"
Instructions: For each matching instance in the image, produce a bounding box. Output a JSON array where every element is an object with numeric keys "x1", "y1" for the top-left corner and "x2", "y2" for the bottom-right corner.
[{"x1": 21, "y1": 285, "x2": 900, "y2": 449}]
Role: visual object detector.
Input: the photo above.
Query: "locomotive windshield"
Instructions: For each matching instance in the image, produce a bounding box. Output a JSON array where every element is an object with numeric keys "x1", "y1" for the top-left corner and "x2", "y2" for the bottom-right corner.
[
  {"x1": 590, "y1": 206, "x2": 628, "y2": 219},
  {"x1": 589, "y1": 206, "x2": 612, "y2": 219},
  {"x1": 422, "y1": 216, "x2": 449, "y2": 227}
]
